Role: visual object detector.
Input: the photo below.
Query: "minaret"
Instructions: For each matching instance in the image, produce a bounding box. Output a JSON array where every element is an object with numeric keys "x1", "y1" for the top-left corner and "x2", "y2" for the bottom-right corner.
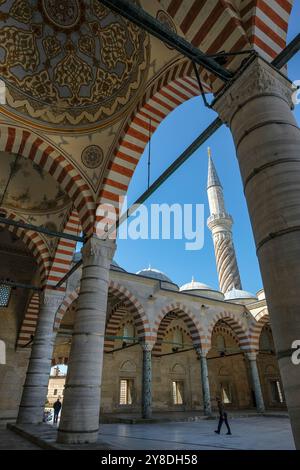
[{"x1": 206, "y1": 148, "x2": 242, "y2": 293}]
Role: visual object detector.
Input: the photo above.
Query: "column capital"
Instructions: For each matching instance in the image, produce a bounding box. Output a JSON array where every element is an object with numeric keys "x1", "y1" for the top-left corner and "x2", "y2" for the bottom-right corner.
[
  {"x1": 213, "y1": 57, "x2": 294, "y2": 125},
  {"x1": 40, "y1": 289, "x2": 64, "y2": 308},
  {"x1": 141, "y1": 342, "x2": 153, "y2": 352},
  {"x1": 195, "y1": 346, "x2": 207, "y2": 358},
  {"x1": 81, "y1": 236, "x2": 116, "y2": 264},
  {"x1": 246, "y1": 351, "x2": 258, "y2": 361}
]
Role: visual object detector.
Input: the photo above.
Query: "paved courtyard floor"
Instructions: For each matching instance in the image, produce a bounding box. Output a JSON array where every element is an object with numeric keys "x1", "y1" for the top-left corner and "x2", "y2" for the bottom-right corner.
[{"x1": 3, "y1": 416, "x2": 295, "y2": 450}]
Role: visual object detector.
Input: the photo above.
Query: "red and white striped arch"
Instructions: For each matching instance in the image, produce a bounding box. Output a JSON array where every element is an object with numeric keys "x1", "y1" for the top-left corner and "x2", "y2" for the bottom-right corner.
[
  {"x1": 153, "y1": 302, "x2": 207, "y2": 355},
  {"x1": 105, "y1": 281, "x2": 150, "y2": 351},
  {"x1": 53, "y1": 281, "x2": 150, "y2": 346},
  {"x1": 47, "y1": 209, "x2": 81, "y2": 288},
  {"x1": 0, "y1": 125, "x2": 95, "y2": 235},
  {"x1": 16, "y1": 292, "x2": 39, "y2": 348},
  {"x1": 247, "y1": 308, "x2": 270, "y2": 351},
  {"x1": 96, "y1": 60, "x2": 210, "y2": 234},
  {"x1": 207, "y1": 311, "x2": 250, "y2": 351},
  {"x1": 0, "y1": 209, "x2": 50, "y2": 285},
  {"x1": 240, "y1": 0, "x2": 293, "y2": 61},
  {"x1": 158, "y1": 1, "x2": 293, "y2": 91}
]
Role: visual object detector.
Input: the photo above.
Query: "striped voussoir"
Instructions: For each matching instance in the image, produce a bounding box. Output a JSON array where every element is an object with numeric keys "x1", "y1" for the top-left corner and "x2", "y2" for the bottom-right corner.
[
  {"x1": 0, "y1": 209, "x2": 50, "y2": 285},
  {"x1": 53, "y1": 281, "x2": 150, "y2": 349},
  {"x1": 47, "y1": 210, "x2": 81, "y2": 287},
  {"x1": 247, "y1": 308, "x2": 270, "y2": 351},
  {"x1": 152, "y1": 302, "x2": 207, "y2": 356},
  {"x1": 207, "y1": 311, "x2": 251, "y2": 351},
  {"x1": 53, "y1": 288, "x2": 80, "y2": 332},
  {"x1": 0, "y1": 125, "x2": 95, "y2": 235},
  {"x1": 105, "y1": 281, "x2": 149, "y2": 352},
  {"x1": 212, "y1": 324, "x2": 240, "y2": 347},
  {"x1": 96, "y1": 61, "x2": 210, "y2": 234},
  {"x1": 159, "y1": 0, "x2": 292, "y2": 93},
  {"x1": 16, "y1": 293, "x2": 39, "y2": 348}
]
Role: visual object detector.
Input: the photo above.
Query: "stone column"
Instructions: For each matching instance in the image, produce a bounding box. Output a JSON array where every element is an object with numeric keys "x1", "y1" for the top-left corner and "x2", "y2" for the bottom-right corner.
[
  {"x1": 142, "y1": 343, "x2": 152, "y2": 419},
  {"x1": 214, "y1": 56, "x2": 300, "y2": 447},
  {"x1": 57, "y1": 237, "x2": 115, "y2": 444},
  {"x1": 247, "y1": 352, "x2": 265, "y2": 413},
  {"x1": 17, "y1": 289, "x2": 64, "y2": 424},
  {"x1": 196, "y1": 348, "x2": 212, "y2": 415}
]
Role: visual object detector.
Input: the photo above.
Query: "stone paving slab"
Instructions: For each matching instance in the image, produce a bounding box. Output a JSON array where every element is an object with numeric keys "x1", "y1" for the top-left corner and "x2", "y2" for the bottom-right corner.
[
  {"x1": 100, "y1": 410, "x2": 289, "y2": 424},
  {"x1": 0, "y1": 427, "x2": 40, "y2": 450},
  {"x1": 7, "y1": 415, "x2": 295, "y2": 451}
]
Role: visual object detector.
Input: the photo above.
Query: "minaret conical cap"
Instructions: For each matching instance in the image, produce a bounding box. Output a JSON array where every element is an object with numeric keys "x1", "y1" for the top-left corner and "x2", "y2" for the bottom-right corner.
[{"x1": 207, "y1": 147, "x2": 222, "y2": 190}]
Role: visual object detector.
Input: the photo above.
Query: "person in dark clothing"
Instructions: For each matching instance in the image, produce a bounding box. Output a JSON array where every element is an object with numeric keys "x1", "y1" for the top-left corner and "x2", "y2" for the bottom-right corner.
[
  {"x1": 53, "y1": 398, "x2": 62, "y2": 424},
  {"x1": 214, "y1": 396, "x2": 231, "y2": 435}
]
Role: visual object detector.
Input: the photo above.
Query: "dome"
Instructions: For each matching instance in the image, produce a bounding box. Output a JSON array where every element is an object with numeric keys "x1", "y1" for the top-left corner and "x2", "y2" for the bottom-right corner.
[
  {"x1": 180, "y1": 278, "x2": 213, "y2": 292},
  {"x1": 180, "y1": 277, "x2": 224, "y2": 301},
  {"x1": 136, "y1": 267, "x2": 173, "y2": 284},
  {"x1": 224, "y1": 288, "x2": 258, "y2": 305},
  {"x1": 110, "y1": 260, "x2": 126, "y2": 273},
  {"x1": 72, "y1": 252, "x2": 126, "y2": 272},
  {"x1": 0, "y1": 0, "x2": 149, "y2": 129}
]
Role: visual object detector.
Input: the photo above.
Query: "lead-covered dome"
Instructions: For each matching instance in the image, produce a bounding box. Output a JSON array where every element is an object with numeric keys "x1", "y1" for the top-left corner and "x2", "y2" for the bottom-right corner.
[
  {"x1": 180, "y1": 277, "x2": 224, "y2": 301},
  {"x1": 136, "y1": 267, "x2": 178, "y2": 291},
  {"x1": 224, "y1": 288, "x2": 257, "y2": 305}
]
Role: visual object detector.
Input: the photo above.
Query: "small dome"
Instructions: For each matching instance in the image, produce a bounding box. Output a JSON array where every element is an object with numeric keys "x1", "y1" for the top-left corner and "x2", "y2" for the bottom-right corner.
[
  {"x1": 72, "y1": 252, "x2": 126, "y2": 272},
  {"x1": 111, "y1": 260, "x2": 126, "y2": 273},
  {"x1": 225, "y1": 288, "x2": 257, "y2": 305},
  {"x1": 136, "y1": 266, "x2": 173, "y2": 284},
  {"x1": 180, "y1": 277, "x2": 213, "y2": 292},
  {"x1": 180, "y1": 277, "x2": 224, "y2": 301}
]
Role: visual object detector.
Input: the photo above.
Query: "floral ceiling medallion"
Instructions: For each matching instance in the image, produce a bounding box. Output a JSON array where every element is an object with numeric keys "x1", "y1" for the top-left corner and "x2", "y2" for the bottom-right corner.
[
  {"x1": 40, "y1": 0, "x2": 83, "y2": 31},
  {"x1": 0, "y1": 0, "x2": 149, "y2": 130}
]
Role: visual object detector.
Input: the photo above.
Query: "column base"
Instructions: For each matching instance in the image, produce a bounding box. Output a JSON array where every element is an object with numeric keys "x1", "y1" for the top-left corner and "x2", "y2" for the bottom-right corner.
[
  {"x1": 17, "y1": 406, "x2": 44, "y2": 425},
  {"x1": 57, "y1": 428, "x2": 99, "y2": 445}
]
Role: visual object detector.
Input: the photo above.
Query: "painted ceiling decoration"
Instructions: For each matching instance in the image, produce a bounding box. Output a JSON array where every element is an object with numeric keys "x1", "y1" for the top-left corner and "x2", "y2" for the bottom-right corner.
[
  {"x1": 0, "y1": 151, "x2": 70, "y2": 213},
  {"x1": 0, "y1": 0, "x2": 150, "y2": 128}
]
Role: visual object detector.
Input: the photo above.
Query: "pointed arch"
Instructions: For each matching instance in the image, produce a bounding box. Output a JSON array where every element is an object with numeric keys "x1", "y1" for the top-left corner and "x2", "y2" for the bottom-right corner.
[
  {"x1": 248, "y1": 308, "x2": 270, "y2": 351},
  {"x1": 53, "y1": 281, "x2": 150, "y2": 351},
  {"x1": 207, "y1": 311, "x2": 250, "y2": 351},
  {"x1": 0, "y1": 209, "x2": 50, "y2": 284},
  {"x1": 0, "y1": 125, "x2": 95, "y2": 234},
  {"x1": 105, "y1": 281, "x2": 149, "y2": 351},
  {"x1": 240, "y1": 0, "x2": 293, "y2": 61},
  {"x1": 95, "y1": 60, "x2": 210, "y2": 234},
  {"x1": 47, "y1": 209, "x2": 81, "y2": 287},
  {"x1": 153, "y1": 302, "x2": 206, "y2": 355}
]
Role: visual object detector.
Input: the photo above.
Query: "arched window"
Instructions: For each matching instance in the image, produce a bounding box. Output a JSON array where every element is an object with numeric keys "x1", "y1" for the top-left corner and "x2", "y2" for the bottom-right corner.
[
  {"x1": 0, "y1": 340, "x2": 5, "y2": 365},
  {"x1": 217, "y1": 335, "x2": 226, "y2": 352}
]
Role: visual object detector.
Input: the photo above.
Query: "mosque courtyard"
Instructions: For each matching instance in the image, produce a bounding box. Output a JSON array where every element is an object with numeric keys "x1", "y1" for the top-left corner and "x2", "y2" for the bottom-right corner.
[{"x1": 1, "y1": 415, "x2": 294, "y2": 450}]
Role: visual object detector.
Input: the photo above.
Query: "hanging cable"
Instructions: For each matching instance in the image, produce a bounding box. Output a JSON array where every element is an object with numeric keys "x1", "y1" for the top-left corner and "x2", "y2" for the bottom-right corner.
[
  {"x1": 147, "y1": 117, "x2": 152, "y2": 189},
  {"x1": 192, "y1": 62, "x2": 212, "y2": 109}
]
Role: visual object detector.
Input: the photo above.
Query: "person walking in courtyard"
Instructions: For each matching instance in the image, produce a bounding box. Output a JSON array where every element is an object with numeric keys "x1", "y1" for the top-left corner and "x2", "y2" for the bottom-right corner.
[
  {"x1": 53, "y1": 398, "x2": 62, "y2": 424},
  {"x1": 214, "y1": 396, "x2": 231, "y2": 435}
]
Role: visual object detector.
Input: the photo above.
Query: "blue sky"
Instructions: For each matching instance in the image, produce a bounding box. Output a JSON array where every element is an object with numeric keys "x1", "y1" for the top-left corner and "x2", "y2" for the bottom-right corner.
[{"x1": 115, "y1": 4, "x2": 300, "y2": 294}]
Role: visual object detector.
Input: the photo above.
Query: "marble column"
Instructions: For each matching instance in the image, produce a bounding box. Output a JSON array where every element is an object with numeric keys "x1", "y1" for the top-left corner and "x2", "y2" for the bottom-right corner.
[
  {"x1": 214, "y1": 56, "x2": 300, "y2": 447},
  {"x1": 17, "y1": 289, "x2": 64, "y2": 424},
  {"x1": 142, "y1": 343, "x2": 152, "y2": 419},
  {"x1": 196, "y1": 348, "x2": 212, "y2": 415},
  {"x1": 57, "y1": 237, "x2": 115, "y2": 444},
  {"x1": 247, "y1": 352, "x2": 265, "y2": 413}
]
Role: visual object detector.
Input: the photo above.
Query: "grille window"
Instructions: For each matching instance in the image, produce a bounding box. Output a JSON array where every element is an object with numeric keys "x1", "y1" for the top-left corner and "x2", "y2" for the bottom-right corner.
[{"x1": 0, "y1": 284, "x2": 11, "y2": 308}]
